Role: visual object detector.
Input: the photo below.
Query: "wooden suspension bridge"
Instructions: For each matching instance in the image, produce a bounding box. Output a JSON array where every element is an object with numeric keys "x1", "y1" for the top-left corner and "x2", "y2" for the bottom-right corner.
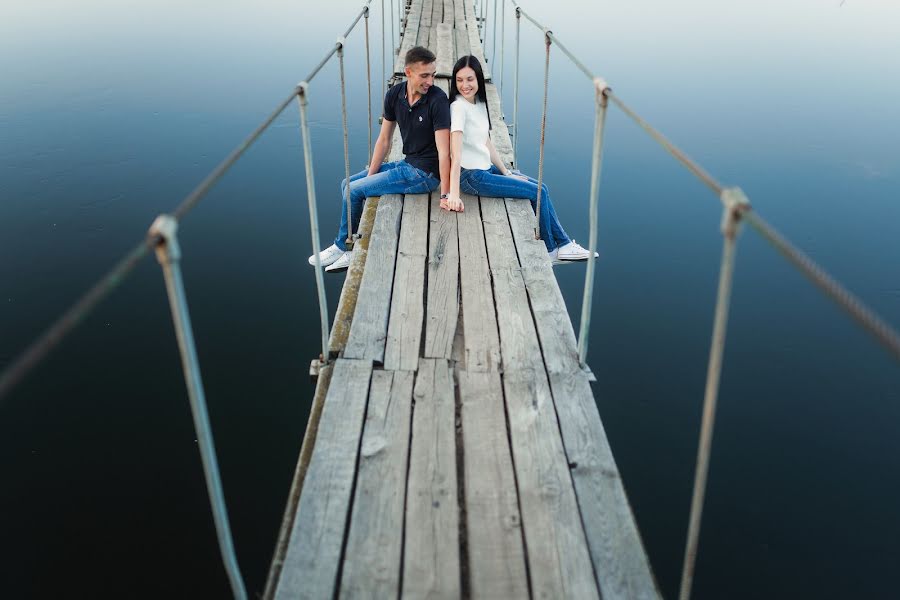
[{"x1": 265, "y1": 0, "x2": 659, "y2": 597}]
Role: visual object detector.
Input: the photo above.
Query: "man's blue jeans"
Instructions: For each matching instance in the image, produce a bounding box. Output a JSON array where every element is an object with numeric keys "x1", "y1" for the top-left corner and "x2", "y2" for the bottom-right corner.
[
  {"x1": 459, "y1": 165, "x2": 571, "y2": 252},
  {"x1": 336, "y1": 160, "x2": 439, "y2": 250}
]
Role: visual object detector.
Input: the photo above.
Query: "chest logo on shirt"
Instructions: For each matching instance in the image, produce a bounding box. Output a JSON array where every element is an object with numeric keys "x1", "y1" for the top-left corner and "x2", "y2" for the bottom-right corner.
[{"x1": 419, "y1": 116, "x2": 423, "y2": 122}]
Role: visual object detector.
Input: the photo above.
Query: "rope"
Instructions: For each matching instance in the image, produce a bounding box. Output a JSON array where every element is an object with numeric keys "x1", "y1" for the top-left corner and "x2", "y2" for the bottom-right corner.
[
  {"x1": 296, "y1": 84, "x2": 331, "y2": 364},
  {"x1": 513, "y1": 6, "x2": 520, "y2": 162},
  {"x1": 500, "y1": 0, "x2": 505, "y2": 99},
  {"x1": 534, "y1": 32, "x2": 551, "y2": 240},
  {"x1": 381, "y1": 0, "x2": 386, "y2": 90},
  {"x1": 338, "y1": 42, "x2": 353, "y2": 249},
  {"x1": 679, "y1": 195, "x2": 747, "y2": 600},
  {"x1": 577, "y1": 80, "x2": 609, "y2": 365},
  {"x1": 744, "y1": 211, "x2": 900, "y2": 362},
  {"x1": 365, "y1": 7, "x2": 373, "y2": 163}
]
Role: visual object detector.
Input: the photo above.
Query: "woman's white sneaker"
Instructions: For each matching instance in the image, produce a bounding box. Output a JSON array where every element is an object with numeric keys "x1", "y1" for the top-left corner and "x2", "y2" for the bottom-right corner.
[
  {"x1": 555, "y1": 240, "x2": 598, "y2": 262},
  {"x1": 308, "y1": 244, "x2": 344, "y2": 267},
  {"x1": 324, "y1": 251, "x2": 352, "y2": 272}
]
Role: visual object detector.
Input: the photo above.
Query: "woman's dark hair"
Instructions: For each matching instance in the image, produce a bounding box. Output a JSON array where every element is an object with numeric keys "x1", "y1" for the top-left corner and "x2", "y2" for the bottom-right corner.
[{"x1": 449, "y1": 55, "x2": 491, "y2": 129}]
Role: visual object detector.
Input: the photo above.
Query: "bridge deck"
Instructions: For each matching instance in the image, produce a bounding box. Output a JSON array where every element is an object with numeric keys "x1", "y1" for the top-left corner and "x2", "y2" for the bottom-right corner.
[{"x1": 268, "y1": 1, "x2": 658, "y2": 598}]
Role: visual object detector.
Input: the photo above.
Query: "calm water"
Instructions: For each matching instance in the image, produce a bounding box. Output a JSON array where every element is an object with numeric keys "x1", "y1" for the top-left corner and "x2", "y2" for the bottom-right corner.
[{"x1": 2, "y1": 0, "x2": 899, "y2": 597}]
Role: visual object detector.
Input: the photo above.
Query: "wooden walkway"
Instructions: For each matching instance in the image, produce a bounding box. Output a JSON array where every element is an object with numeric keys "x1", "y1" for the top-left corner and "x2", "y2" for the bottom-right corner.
[{"x1": 267, "y1": 1, "x2": 658, "y2": 598}]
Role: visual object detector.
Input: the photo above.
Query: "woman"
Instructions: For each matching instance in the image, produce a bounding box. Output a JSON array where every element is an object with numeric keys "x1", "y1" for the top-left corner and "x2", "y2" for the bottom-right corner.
[{"x1": 443, "y1": 55, "x2": 594, "y2": 263}]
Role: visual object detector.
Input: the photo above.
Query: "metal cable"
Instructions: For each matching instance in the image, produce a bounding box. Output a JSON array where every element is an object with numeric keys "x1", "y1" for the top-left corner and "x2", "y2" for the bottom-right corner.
[
  {"x1": 577, "y1": 82, "x2": 609, "y2": 365},
  {"x1": 338, "y1": 43, "x2": 353, "y2": 249},
  {"x1": 606, "y1": 92, "x2": 724, "y2": 196},
  {"x1": 679, "y1": 200, "x2": 745, "y2": 600},
  {"x1": 390, "y1": 0, "x2": 395, "y2": 62},
  {"x1": 381, "y1": 0, "x2": 386, "y2": 89},
  {"x1": 296, "y1": 84, "x2": 331, "y2": 364},
  {"x1": 744, "y1": 211, "x2": 900, "y2": 362},
  {"x1": 492, "y1": 0, "x2": 498, "y2": 65},
  {"x1": 534, "y1": 32, "x2": 551, "y2": 240},
  {"x1": 365, "y1": 7, "x2": 373, "y2": 163},
  {"x1": 500, "y1": 0, "x2": 506, "y2": 99}
]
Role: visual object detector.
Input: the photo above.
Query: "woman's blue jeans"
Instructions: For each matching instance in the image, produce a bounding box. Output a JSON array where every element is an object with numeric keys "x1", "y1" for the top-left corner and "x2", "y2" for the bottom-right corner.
[
  {"x1": 459, "y1": 165, "x2": 570, "y2": 252},
  {"x1": 336, "y1": 160, "x2": 439, "y2": 250}
]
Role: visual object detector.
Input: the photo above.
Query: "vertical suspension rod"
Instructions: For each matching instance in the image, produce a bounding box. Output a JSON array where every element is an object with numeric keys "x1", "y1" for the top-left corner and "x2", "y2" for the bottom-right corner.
[
  {"x1": 337, "y1": 39, "x2": 354, "y2": 250},
  {"x1": 365, "y1": 8, "x2": 373, "y2": 163},
  {"x1": 513, "y1": 6, "x2": 520, "y2": 163},
  {"x1": 534, "y1": 30, "x2": 551, "y2": 240}
]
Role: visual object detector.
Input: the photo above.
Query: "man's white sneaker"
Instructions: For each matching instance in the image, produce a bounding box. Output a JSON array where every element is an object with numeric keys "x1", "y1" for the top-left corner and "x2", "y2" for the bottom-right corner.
[
  {"x1": 555, "y1": 240, "x2": 598, "y2": 262},
  {"x1": 324, "y1": 251, "x2": 352, "y2": 273},
  {"x1": 308, "y1": 244, "x2": 344, "y2": 267}
]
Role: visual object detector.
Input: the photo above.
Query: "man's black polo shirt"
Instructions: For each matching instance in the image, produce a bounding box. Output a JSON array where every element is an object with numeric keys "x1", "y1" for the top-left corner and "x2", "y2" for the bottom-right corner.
[{"x1": 383, "y1": 81, "x2": 450, "y2": 177}]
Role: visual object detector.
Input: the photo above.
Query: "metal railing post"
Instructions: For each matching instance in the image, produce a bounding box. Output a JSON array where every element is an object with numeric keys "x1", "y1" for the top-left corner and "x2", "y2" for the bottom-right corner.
[
  {"x1": 500, "y1": 0, "x2": 506, "y2": 100},
  {"x1": 534, "y1": 30, "x2": 551, "y2": 240},
  {"x1": 365, "y1": 7, "x2": 373, "y2": 163},
  {"x1": 678, "y1": 187, "x2": 750, "y2": 600},
  {"x1": 337, "y1": 39, "x2": 354, "y2": 251},
  {"x1": 513, "y1": 6, "x2": 520, "y2": 163},
  {"x1": 577, "y1": 78, "x2": 610, "y2": 366},
  {"x1": 492, "y1": 0, "x2": 498, "y2": 64},
  {"x1": 296, "y1": 83, "x2": 332, "y2": 365},
  {"x1": 148, "y1": 215, "x2": 247, "y2": 600},
  {"x1": 381, "y1": 0, "x2": 386, "y2": 89}
]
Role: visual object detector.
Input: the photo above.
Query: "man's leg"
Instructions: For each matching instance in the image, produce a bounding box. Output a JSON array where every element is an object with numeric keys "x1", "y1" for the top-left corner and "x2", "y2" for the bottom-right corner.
[{"x1": 334, "y1": 165, "x2": 390, "y2": 250}]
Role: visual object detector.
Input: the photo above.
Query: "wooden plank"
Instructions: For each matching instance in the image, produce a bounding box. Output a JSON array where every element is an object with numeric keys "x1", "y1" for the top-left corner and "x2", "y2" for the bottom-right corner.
[
  {"x1": 480, "y1": 196, "x2": 600, "y2": 599},
  {"x1": 457, "y1": 194, "x2": 501, "y2": 372},
  {"x1": 395, "y1": 1, "x2": 423, "y2": 73},
  {"x1": 456, "y1": 27, "x2": 469, "y2": 62},
  {"x1": 424, "y1": 194, "x2": 459, "y2": 359},
  {"x1": 435, "y1": 23, "x2": 455, "y2": 77},
  {"x1": 485, "y1": 83, "x2": 514, "y2": 165},
  {"x1": 464, "y1": 8, "x2": 491, "y2": 80},
  {"x1": 503, "y1": 200, "x2": 660, "y2": 598},
  {"x1": 387, "y1": 121, "x2": 405, "y2": 163},
  {"x1": 432, "y1": 0, "x2": 443, "y2": 30},
  {"x1": 458, "y1": 370, "x2": 529, "y2": 598},
  {"x1": 329, "y1": 197, "x2": 380, "y2": 357},
  {"x1": 340, "y1": 371, "x2": 416, "y2": 599},
  {"x1": 275, "y1": 359, "x2": 374, "y2": 600},
  {"x1": 403, "y1": 358, "x2": 460, "y2": 598},
  {"x1": 344, "y1": 195, "x2": 403, "y2": 363},
  {"x1": 384, "y1": 194, "x2": 429, "y2": 371},
  {"x1": 453, "y1": 0, "x2": 466, "y2": 29},
  {"x1": 442, "y1": 0, "x2": 453, "y2": 24},
  {"x1": 421, "y1": 0, "x2": 433, "y2": 29}
]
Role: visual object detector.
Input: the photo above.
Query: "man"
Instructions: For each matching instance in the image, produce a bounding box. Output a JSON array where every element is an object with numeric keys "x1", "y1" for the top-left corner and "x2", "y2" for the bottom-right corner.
[{"x1": 309, "y1": 46, "x2": 451, "y2": 272}]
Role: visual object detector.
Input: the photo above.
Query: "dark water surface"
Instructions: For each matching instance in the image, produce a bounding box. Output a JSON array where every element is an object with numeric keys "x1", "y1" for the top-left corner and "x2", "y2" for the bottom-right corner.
[{"x1": 2, "y1": 0, "x2": 898, "y2": 597}]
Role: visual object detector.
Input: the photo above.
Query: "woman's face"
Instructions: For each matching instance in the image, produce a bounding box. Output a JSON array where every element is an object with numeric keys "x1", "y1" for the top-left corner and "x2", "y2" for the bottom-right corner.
[{"x1": 455, "y1": 66, "x2": 478, "y2": 102}]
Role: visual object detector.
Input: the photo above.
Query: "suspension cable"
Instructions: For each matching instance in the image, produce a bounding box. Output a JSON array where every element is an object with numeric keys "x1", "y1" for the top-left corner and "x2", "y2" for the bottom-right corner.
[
  {"x1": 492, "y1": 0, "x2": 498, "y2": 66},
  {"x1": 381, "y1": 0, "x2": 386, "y2": 89},
  {"x1": 500, "y1": 0, "x2": 506, "y2": 100},
  {"x1": 365, "y1": 7, "x2": 373, "y2": 163},
  {"x1": 338, "y1": 41, "x2": 354, "y2": 250},
  {"x1": 533, "y1": 31, "x2": 551, "y2": 240},
  {"x1": 513, "y1": 6, "x2": 520, "y2": 163}
]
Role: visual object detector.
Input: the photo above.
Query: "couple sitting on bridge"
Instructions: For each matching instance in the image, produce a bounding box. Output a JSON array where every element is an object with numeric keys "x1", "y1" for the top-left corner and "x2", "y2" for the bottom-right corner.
[{"x1": 309, "y1": 46, "x2": 594, "y2": 272}]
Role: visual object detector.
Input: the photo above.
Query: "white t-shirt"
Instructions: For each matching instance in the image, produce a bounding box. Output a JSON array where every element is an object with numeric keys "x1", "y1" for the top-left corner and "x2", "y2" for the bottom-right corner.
[{"x1": 450, "y1": 96, "x2": 492, "y2": 170}]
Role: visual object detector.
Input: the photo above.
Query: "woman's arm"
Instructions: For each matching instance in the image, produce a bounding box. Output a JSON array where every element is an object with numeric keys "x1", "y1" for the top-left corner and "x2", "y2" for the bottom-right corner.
[{"x1": 446, "y1": 131, "x2": 465, "y2": 212}]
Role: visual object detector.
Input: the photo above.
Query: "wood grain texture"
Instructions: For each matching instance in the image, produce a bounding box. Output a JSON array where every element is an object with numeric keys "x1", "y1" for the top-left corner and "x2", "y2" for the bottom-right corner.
[
  {"x1": 481, "y1": 196, "x2": 600, "y2": 600},
  {"x1": 403, "y1": 358, "x2": 460, "y2": 598},
  {"x1": 384, "y1": 194, "x2": 429, "y2": 371},
  {"x1": 387, "y1": 122, "x2": 405, "y2": 163},
  {"x1": 504, "y1": 199, "x2": 660, "y2": 599},
  {"x1": 424, "y1": 194, "x2": 459, "y2": 359},
  {"x1": 329, "y1": 197, "x2": 380, "y2": 357},
  {"x1": 345, "y1": 195, "x2": 403, "y2": 363},
  {"x1": 340, "y1": 371, "x2": 415, "y2": 599},
  {"x1": 435, "y1": 24, "x2": 455, "y2": 77},
  {"x1": 395, "y1": 0, "x2": 423, "y2": 74},
  {"x1": 458, "y1": 369, "x2": 529, "y2": 599},
  {"x1": 458, "y1": 194, "x2": 501, "y2": 372},
  {"x1": 485, "y1": 83, "x2": 514, "y2": 165},
  {"x1": 275, "y1": 359, "x2": 373, "y2": 600},
  {"x1": 464, "y1": 6, "x2": 491, "y2": 80}
]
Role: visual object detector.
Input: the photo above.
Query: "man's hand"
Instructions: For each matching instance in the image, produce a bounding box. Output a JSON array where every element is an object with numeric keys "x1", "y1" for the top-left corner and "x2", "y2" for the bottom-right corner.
[{"x1": 442, "y1": 194, "x2": 464, "y2": 212}]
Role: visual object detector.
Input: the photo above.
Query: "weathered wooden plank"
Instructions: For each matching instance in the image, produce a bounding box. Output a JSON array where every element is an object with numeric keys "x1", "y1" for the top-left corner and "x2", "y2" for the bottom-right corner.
[
  {"x1": 456, "y1": 27, "x2": 469, "y2": 63},
  {"x1": 329, "y1": 197, "x2": 380, "y2": 357},
  {"x1": 384, "y1": 194, "x2": 429, "y2": 371},
  {"x1": 442, "y1": 0, "x2": 453, "y2": 24},
  {"x1": 458, "y1": 369, "x2": 529, "y2": 598},
  {"x1": 340, "y1": 370, "x2": 415, "y2": 599},
  {"x1": 457, "y1": 194, "x2": 501, "y2": 372},
  {"x1": 424, "y1": 194, "x2": 459, "y2": 359},
  {"x1": 432, "y1": 0, "x2": 443, "y2": 29},
  {"x1": 344, "y1": 195, "x2": 403, "y2": 363},
  {"x1": 485, "y1": 82, "x2": 514, "y2": 165},
  {"x1": 480, "y1": 196, "x2": 600, "y2": 599},
  {"x1": 395, "y1": 1, "x2": 423, "y2": 74},
  {"x1": 403, "y1": 358, "x2": 460, "y2": 598},
  {"x1": 421, "y1": 0, "x2": 433, "y2": 29},
  {"x1": 387, "y1": 120, "x2": 405, "y2": 163},
  {"x1": 435, "y1": 23, "x2": 455, "y2": 77},
  {"x1": 503, "y1": 200, "x2": 660, "y2": 598},
  {"x1": 464, "y1": 7, "x2": 491, "y2": 80},
  {"x1": 275, "y1": 359, "x2": 374, "y2": 600},
  {"x1": 453, "y1": 0, "x2": 466, "y2": 29}
]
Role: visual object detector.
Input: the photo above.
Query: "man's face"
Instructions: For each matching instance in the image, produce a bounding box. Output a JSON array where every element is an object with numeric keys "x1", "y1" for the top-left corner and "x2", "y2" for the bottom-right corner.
[{"x1": 405, "y1": 61, "x2": 436, "y2": 95}]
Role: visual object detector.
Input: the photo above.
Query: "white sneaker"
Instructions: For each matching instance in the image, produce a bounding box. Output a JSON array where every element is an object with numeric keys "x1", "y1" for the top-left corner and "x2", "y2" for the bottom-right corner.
[
  {"x1": 555, "y1": 240, "x2": 598, "y2": 262},
  {"x1": 324, "y1": 251, "x2": 352, "y2": 272},
  {"x1": 308, "y1": 244, "x2": 344, "y2": 267}
]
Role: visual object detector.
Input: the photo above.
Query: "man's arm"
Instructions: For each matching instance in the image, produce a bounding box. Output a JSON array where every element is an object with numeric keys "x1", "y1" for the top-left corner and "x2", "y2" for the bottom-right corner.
[
  {"x1": 435, "y1": 128, "x2": 451, "y2": 196},
  {"x1": 368, "y1": 119, "x2": 396, "y2": 176}
]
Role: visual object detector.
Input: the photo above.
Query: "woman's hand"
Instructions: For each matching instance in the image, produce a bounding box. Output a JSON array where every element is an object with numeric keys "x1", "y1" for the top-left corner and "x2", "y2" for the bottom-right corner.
[
  {"x1": 505, "y1": 169, "x2": 528, "y2": 181},
  {"x1": 443, "y1": 194, "x2": 465, "y2": 212}
]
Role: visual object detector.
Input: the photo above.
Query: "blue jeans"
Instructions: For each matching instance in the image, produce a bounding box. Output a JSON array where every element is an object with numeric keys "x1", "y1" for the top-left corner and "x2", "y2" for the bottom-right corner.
[
  {"x1": 459, "y1": 165, "x2": 571, "y2": 252},
  {"x1": 336, "y1": 160, "x2": 439, "y2": 250}
]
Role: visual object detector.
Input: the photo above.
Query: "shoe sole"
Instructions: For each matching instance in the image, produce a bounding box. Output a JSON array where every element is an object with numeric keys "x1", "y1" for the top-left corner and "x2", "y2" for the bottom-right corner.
[{"x1": 325, "y1": 264, "x2": 350, "y2": 273}]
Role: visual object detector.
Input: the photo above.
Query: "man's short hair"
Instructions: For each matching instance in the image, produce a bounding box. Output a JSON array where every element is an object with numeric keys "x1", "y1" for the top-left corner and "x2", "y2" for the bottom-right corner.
[{"x1": 405, "y1": 46, "x2": 436, "y2": 66}]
